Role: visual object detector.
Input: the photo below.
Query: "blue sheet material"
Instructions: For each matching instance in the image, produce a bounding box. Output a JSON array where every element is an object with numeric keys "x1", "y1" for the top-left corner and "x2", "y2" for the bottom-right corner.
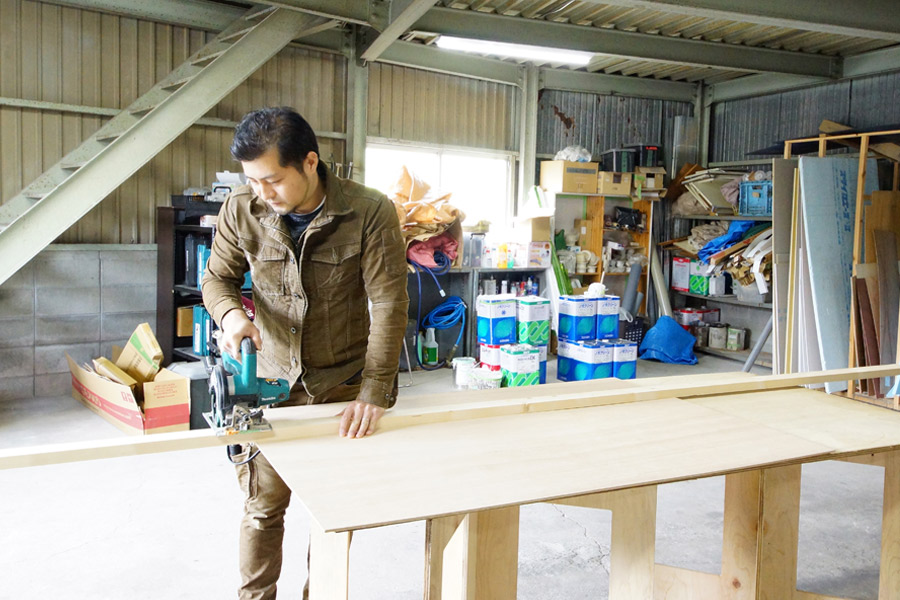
[
  {"x1": 697, "y1": 220, "x2": 757, "y2": 263},
  {"x1": 638, "y1": 316, "x2": 698, "y2": 365}
]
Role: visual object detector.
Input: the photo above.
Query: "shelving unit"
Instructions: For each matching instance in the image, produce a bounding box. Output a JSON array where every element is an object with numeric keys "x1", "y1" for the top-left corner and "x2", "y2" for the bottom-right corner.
[
  {"x1": 667, "y1": 212, "x2": 774, "y2": 367},
  {"x1": 156, "y1": 197, "x2": 224, "y2": 366},
  {"x1": 553, "y1": 191, "x2": 654, "y2": 313}
]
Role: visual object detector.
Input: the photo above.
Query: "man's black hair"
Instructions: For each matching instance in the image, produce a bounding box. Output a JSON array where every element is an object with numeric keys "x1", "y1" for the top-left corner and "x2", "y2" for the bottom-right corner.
[{"x1": 230, "y1": 107, "x2": 327, "y2": 182}]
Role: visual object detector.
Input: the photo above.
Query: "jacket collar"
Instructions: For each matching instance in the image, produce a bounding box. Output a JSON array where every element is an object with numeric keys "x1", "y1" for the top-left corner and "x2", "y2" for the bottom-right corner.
[{"x1": 252, "y1": 167, "x2": 352, "y2": 245}]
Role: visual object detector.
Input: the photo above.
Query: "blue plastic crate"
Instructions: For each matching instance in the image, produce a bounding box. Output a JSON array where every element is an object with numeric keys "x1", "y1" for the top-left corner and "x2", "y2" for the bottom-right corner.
[{"x1": 739, "y1": 181, "x2": 773, "y2": 216}]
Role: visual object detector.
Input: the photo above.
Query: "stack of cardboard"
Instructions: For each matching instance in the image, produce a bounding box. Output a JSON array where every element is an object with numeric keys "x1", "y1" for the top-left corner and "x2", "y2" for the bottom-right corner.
[{"x1": 67, "y1": 323, "x2": 190, "y2": 435}]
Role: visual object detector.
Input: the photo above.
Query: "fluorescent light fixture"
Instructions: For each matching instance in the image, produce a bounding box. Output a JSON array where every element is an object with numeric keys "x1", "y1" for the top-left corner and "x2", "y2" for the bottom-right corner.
[{"x1": 435, "y1": 35, "x2": 592, "y2": 66}]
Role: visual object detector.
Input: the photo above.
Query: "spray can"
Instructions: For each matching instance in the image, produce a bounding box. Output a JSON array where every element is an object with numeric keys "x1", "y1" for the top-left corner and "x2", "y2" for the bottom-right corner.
[{"x1": 424, "y1": 328, "x2": 439, "y2": 365}]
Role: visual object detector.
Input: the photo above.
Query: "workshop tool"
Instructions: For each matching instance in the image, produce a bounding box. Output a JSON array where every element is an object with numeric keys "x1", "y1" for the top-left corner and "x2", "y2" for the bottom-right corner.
[{"x1": 204, "y1": 337, "x2": 290, "y2": 437}]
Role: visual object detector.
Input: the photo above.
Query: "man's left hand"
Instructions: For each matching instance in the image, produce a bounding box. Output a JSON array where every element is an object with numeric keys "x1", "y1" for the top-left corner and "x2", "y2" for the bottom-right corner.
[{"x1": 339, "y1": 400, "x2": 385, "y2": 438}]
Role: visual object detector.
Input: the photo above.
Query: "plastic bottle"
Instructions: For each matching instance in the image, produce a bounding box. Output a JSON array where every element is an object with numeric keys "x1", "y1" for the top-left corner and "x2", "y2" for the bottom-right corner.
[
  {"x1": 526, "y1": 277, "x2": 534, "y2": 296},
  {"x1": 500, "y1": 280, "x2": 508, "y2": 295},
  {"x1": 423, "y1": 328, "x2": 439, "y2": 365}
]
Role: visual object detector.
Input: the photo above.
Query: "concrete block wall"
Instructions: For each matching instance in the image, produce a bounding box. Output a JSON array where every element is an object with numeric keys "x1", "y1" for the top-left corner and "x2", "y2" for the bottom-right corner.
[{"x1": 0, "y1": 244, "x2": 157, "y2": 401}]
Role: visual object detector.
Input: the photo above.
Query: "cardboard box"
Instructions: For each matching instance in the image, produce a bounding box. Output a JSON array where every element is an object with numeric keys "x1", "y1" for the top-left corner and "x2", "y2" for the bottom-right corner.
[
  {"x1": 540, "y1": 161, "x2": 599, "y2": 194},
  {"x1": 176, "y1": 306, "x2": 195, "y2": 338},
  {"x1": 115, "y1": 322, "x2": 163, "y2": 384},
  {"x1": 672, "y1": 257, "x2": 690, "y2": 292},
  {"x1": 92, "y1": 357, "x2": 137, "y2": 389},
  {"x1": 635, "y1": 166, "x2": 667, "y2": 191},
  {"x1": 68, "y1": 354, "x2": 190, "y2": 435},
  {"x1": 597, "y1": 172, "x2": 632, "y2": 196}
]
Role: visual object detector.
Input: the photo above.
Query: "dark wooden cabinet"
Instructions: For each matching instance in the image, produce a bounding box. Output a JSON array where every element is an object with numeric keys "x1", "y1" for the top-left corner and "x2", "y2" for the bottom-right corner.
[{"x1": 156, "y1": 197, "x2": 223, "y2": 366}]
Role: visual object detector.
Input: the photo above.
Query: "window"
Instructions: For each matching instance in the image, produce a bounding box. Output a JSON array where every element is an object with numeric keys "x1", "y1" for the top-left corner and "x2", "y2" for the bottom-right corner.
[{"x1": 364, "y1": 143, "x2": 513, "y2": 230}]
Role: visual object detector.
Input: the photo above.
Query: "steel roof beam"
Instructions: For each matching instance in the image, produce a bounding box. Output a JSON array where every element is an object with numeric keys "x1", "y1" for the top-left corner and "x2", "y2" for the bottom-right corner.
[
  {"x1": 360, "y1": 0, "x2": 439, "y2": 62},
  {"x1": 576, "y1": 0, "x2": 900, "y2": 42},
  {"x1": 34, "y1": 0, "x2": 243, "y2": 30},
  {"x1": 412, "y1": 7, "x2": 841, "y2": 78}
]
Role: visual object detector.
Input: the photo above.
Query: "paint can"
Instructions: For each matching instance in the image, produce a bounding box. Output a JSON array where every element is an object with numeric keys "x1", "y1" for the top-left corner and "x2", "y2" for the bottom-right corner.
[
  {"x1": 726, "y1": 327, "x2": 747, "y2": 351},
  {"x1": 451, "y1": 357, "x2": 476, "y2": 390},
  {"x1": 692, "y1": 322, "x2": 709, "y2": 348},
  {"x1": 708, "y1": 323, "x2": 728, "y2": 349}
]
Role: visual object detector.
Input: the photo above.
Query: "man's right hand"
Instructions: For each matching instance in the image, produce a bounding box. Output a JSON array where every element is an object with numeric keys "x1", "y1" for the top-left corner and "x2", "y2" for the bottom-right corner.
[{"x1": 220, "y1": 308, "x2": 262, "y2": 361}]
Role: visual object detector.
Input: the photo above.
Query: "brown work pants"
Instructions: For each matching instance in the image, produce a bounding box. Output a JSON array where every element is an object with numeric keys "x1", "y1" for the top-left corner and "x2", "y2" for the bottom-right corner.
[{"x1": 234, "y1": 379, "x2": 361, "y2": 600}]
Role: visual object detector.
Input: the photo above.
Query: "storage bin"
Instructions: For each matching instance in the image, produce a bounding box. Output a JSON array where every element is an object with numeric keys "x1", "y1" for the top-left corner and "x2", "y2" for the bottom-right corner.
[{"x1": 739, "y1": 181, "x2": 773, "y2": 216}]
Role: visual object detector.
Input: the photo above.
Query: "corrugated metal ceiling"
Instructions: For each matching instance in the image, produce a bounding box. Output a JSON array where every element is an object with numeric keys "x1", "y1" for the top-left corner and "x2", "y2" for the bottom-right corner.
[{"x1": 411, "y1": 0, "x2": 897, "y2": 83}]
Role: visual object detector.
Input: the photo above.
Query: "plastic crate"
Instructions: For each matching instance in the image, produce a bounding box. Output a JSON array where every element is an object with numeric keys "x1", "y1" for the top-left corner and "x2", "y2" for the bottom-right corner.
[
  {"x1": 618, "y1": 316, "x2": 646, "y2": 345},
  {"x1": 739, "y1": 181, "x2": 773, "y2": 216}
]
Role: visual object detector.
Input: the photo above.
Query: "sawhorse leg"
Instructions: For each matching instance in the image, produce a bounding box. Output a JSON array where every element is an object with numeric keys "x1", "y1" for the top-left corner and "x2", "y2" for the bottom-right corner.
[
  {"x1": 308, "y1": 521, "x2": 351, "y2": 600},
  {"x1": 424, "y1": 506, "x2": 520, "y2": 600}
]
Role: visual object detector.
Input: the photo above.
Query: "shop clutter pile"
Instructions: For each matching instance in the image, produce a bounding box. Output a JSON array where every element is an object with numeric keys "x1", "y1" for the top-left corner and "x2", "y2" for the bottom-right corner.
[
  {"x1": 387, "y1": 165, "x2": 464, "y2": 269},
  {"x1": 554, "y1": 293, "x2": 638, "y2": 382}
]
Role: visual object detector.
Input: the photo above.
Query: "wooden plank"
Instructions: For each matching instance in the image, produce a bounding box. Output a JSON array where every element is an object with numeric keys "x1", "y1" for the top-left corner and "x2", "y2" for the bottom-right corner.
[
  {"x1": 875, "y1": 230, "x2": 900, "y2": 366},
  {"x1": 756, "y1": 464, "x2": 801, "y2": 600},
  {"x1": 721, "y1": 471, "x2": 761, "y2": 599},
  {"x1": 434, "y1": 507, "x2": 518, "y2": 600},
  {"x1": 259, "y1": 396, "x2": 835, "y2": 532},
  {"x1": 772, "y1": 159, "x2": 798, "y2": 374},
  {"x1": 688, "y1": 388, "x2": 900, "y2": 454},
  {"x1": 425, "y1": 515, "x2": 465, "y2": 600},
  {"x1": 820, "y1": 120, "x2": 900, "y2": 162},
  {"x1": 609, "y1": 487, "x2": 656, "y2": 599},
  {"x1": 785, "y1": 167, "x2": 801, "y2": 374},
  {"x1": 880, "y1": 450, "x2": 900, "y2": 600},
  {"x1": 864, "y1": 192, "x2": 900, "y2": 263},
  {"x1": 440, "y1": 514, "x2": 475, "y2": 600},
  {"x1": 849, "y1": 140, "x2": 872, "y2": 393},
  {"x1": 5, "y1": 365, "x2": 900, "y2": 471},
  {"x1": 856, "y1": 278, "x2": 882, "y2": 397},
  {"x1": 799, "y1": 157, "x2": 879, "y2": 393},
  {"x1": 854, "y1": 277, "x2": 869, "y2": 395},
  {"x1": 654, "y1": 565, "x2": 721, "y2": 599},
  {"x1": 308, "y1": 520, "x2": 351, "y2": 600}
]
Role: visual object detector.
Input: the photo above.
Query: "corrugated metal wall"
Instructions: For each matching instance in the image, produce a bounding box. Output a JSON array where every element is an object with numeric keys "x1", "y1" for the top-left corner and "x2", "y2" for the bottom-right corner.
[
  {"x1": 0, "y1": 0, "x2": 346, "y2": 243},
  {"x1": 536, "y1": 89, "x2": 695, "y2": 165},
  {"x1": 710, "y1": 70, "x2": 900, "y2": 162},
  {"x1": 367, "y1": 62, "x2": 519, "y2": 152}
]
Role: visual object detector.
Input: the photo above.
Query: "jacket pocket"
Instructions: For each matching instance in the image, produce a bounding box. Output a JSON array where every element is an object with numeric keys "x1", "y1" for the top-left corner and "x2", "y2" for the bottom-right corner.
[
  {"x1": 309, "y1": 241, "x2": 361, "y2": 291},
  {"x1": 239, "y1": 238, "x2": 287, "y2": 296}
]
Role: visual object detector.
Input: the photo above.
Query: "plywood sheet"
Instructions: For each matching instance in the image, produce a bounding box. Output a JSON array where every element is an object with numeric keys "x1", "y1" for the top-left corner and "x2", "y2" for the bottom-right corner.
[
  {"x1": 688, "y1": 387, "x2": 900, "y2": 453},
  {"x1": 875, "y1": 230, "x2": 900, "y2": 366},
  {"x1": 864, "y1": 191, "x2": 900, "y2": 263},
  {"x1": 772, "y1": 159, "x2": 798, "y2": 374},
  {"x1": 260, "y1": 397, "x2": 832, "y2": 532},
  {"x1": 798, "y1": 157, "x2": 879, "y2": 393},
  {"x1": 856, "y1": 278, "x2": 881, "y2": 397}
]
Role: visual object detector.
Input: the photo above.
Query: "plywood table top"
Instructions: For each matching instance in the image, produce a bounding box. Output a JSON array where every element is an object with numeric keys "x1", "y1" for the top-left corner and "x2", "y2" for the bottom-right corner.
[{"x1": 258, "y1": 386, "x2": 900, "y2": 533}]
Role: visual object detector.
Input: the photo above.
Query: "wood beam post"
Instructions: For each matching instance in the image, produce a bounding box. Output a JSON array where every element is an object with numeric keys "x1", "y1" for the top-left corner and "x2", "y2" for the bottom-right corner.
[
  {"x1": 756, "y1": 464, "x2": 802, "y2": 600},
  {"x1": 427, "y1": 507, "x2": 520, "y2": 600},
  {"x1": 880, "y1": 450, "x2": 900, "y2": 599},
  {"x1": 308, "y1": 521, "x2": 351, "y2": 600},
  {"x1": 721, "y1": 471, "x2": 761, "y2": 598}
]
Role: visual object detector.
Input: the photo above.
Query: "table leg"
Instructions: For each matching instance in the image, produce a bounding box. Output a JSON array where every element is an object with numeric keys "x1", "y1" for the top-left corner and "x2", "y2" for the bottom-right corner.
[
  {"x1": 308, "y1": 520, "x2": 351, "y2": 600},
  {"x1": 880, "y1": 450, "x2": 900, "y2": 600},
  {"x1": 425, "y1": 506, "x2": 520, "y2": 600},
  {"x1": 756, "y1": 464, "x2": 801, "y2": 600},
  {"x1": 721, "y1": 471, "x2": 762, "y2": 598}
]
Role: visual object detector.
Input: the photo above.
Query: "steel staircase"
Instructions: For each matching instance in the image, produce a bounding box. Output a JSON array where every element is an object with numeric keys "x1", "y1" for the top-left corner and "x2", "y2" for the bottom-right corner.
[{"x1": 0, "y1": 6, "x2": 333, "y2": 286}]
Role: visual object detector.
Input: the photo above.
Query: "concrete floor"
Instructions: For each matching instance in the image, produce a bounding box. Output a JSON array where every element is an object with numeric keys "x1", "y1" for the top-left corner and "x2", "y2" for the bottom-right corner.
[{"x1": 0, "y1": 355, "x2": 886, "y2": 600}]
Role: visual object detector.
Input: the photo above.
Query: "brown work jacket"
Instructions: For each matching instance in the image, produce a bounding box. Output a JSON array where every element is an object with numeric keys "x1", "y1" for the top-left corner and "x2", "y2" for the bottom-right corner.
[{"x1": 201, "y1": 169, "x2": 409, "y2": 408}]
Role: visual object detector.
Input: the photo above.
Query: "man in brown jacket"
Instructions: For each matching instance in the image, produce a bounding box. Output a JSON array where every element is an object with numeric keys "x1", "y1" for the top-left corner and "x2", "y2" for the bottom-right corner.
[{"x1": 201, "y1": 107, "x2": 409, "y2": 599}]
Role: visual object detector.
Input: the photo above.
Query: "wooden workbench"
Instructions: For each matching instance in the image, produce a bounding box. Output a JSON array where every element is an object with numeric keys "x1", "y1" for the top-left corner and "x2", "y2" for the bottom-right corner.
[{"x1": 3, "y1": 366, "x2": 900, "y2": 599}]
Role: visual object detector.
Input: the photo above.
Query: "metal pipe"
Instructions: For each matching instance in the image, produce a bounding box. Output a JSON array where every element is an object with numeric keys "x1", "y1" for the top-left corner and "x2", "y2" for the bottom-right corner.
[
  {"x1": 650, "y1": 245, "x2": 673, "y2": 318},
  {"x1": 743, "y1": 315, "x2": 773, "y2": 372}
]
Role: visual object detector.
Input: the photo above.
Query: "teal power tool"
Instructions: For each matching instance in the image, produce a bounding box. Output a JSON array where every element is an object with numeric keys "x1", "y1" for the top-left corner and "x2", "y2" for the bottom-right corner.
[{"x1": 204, "y1": 337, "x2": 290, "y2": 437}]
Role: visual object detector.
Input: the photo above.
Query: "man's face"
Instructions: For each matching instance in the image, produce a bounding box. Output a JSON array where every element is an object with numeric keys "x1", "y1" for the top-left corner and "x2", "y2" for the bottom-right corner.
[{"x1": 241, "y1": 147, "x2": 319, "y2": 215}]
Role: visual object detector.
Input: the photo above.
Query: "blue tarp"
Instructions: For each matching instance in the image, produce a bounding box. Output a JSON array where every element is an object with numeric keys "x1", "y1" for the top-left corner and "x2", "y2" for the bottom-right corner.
[
  {"x1": 697, "y1": 220, "x2": 756, "y2": 263},
  {"x1": 639, "y1": 316, "x2": 697, "y2": 365}
]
